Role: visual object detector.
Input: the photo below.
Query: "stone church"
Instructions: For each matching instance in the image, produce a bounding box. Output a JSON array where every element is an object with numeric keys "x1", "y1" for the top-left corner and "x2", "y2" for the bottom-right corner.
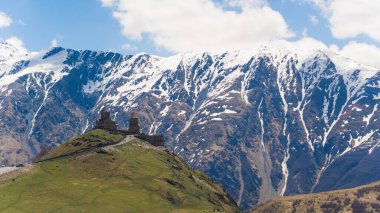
[
  {"x1": 94, "y1": 109, "x2": 164, "y2": 146},
  {"x1": 95, "y1": 109, "x2": 117, "y2": 130}
]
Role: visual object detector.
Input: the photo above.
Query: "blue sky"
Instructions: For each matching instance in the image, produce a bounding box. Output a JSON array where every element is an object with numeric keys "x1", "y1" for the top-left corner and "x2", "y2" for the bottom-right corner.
[
  {"x1": 1, "y1": 0, "x2": 380, "y2": 67},
  {"x1": 0, "y1": 0, "x2": 133, "y2": 53}
]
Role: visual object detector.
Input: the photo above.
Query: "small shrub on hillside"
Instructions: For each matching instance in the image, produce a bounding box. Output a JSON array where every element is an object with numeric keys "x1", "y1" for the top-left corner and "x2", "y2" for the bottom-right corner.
[
  {"x1": 164, "y1": 178, "x2": 185, "y2": 189},
  {"x1": 356, "y1": 185, "x2": 380, "y2": 198},
  {"x1": 356, "y1": 188, "x2": 370, "y2": 198},
  {"x1": 372, "y1": 184, "x2": 380, "y2": 192},
  {"x1": 260, "y1": 203, "x2": 284, "y2": 213},
  {"x1": 371, "y1": 203, "x2": 380, "y2": 211},
  {"x1": 351, "y1": 200, "x2": 369, "y2": 213},
  {"x1": 320, "y1": 201, "x2": 343, "y2": 213},
  {"x1": 306, "y1": 199, "x2": 315, "y2": 206},
  {"x1": 344, "y1": 197, "x2": 351, "y2": 206},
  {"x1": 306, "y1": 206, "x2": 316, "y2": 213},
  {"x1": 291, "y1": 199, "x2": 302, "y2": 213},
  {"x1": 293, "y1": 199, "x2": 302, "y2": 206}
]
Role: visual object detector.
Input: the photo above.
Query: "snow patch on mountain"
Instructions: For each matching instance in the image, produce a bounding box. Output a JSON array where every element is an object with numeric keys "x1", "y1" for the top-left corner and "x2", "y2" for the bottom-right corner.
[{"x1": 0, "y1": 48, "x2": 69, "y2": 88}]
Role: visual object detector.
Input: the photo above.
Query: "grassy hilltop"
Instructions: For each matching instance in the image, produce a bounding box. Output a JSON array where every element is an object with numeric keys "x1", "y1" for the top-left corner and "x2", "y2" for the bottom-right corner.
[
  {"x1": 0, "y1": 130, "x2": 239, "y2": 213},
  {"x1": 252, "y1": 181, "x2": 380, "y2": 213}
]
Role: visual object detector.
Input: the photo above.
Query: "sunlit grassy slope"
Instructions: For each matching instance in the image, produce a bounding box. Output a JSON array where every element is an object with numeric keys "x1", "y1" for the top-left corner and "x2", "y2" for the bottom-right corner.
[
  {"x1": 252, "y1": 181, "x2": 380, "y2": 213},
  {"x1": 0, "y1": 130, "x2": 239, "y2": 213},
  {"x1": 41, "y1": 129, "x2": 125, "y2": 160}
]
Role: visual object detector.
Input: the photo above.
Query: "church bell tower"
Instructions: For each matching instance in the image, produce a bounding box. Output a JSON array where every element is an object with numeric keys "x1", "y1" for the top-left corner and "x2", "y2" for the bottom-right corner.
[{"x1": 128, "y1": 112, "x2": 140, "y2": 134}]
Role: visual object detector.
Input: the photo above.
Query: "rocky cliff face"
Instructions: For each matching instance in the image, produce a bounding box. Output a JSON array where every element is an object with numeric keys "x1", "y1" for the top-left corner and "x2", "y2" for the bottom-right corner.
[{"x1": 1, "y1": 42, "x2": 380, "y2": 210}]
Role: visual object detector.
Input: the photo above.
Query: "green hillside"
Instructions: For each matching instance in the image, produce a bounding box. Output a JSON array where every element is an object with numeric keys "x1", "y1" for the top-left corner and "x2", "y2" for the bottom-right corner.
[
  {"x1": 252, "y1": 181, "x2": 380, "y2": 213},
  {"x1": 40, "y1": 129, "x2": 125, "y2": 160},
  {"x1": 0, "y1": 130, "x2": 239, "y2": 213}
]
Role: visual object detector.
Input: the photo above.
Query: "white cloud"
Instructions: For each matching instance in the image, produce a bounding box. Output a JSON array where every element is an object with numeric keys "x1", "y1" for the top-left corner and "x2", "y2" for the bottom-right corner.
[
  {"x1": 302, "y1": 0, "x2": 380, "y2": 68},
  {"x1": 0, "y1": 11, "x2": 12, "y2": 28},
  {"x1": 102, "y1": 0, "x2": 293, "y2": 53},
  {"x1": 339, "y1": 42, "x2": 380, "y2": 68},
  {"x1": 121, "y1": 43, "x2": 137, "y2": 51},
  {"x1": 329, "y1": 0, "x2": 380, "y2": 41},
  {"x1": 309, "y1": 0, "x2": 329, "y2": 14},
  {"x1": 311, "y1": 0, "x2": 380, "y2": 42},
  {"x1": 18, "y1": 19, "x2": 26, "y2": 26},
  {"x1": 101, "y1": 0, "x2": 380, "y2": 69},
  {"x1": 49, "y1": 35, "x2": 64, "y2": 48},
  {"x1": 270, "y1": 37, "x2": 328, "y2": 51},
  {"x1": 5, "y1": 37, "x2": 28, "y2": 54},
  {"x1": 225, "y1": 0, "x2": 268, "y2": 8},
  {"x1": 100, "y1": 0, "x2": 116, "y2": 7},
  {"x1": 292, "y1": 37, "x2": 328, "y2": 50},
  {"x1": 50, "y1": 39, "x2": 58, "y2": 47},
  {"x1": 309, "y1": 15, "x2": 318, "y2": 25},
  {"x1": 302, "y1": 28, "x2": 308, "y2": 37},
  {"x1": 269, "y1": 37, "x2": 380, "y2": 69}
]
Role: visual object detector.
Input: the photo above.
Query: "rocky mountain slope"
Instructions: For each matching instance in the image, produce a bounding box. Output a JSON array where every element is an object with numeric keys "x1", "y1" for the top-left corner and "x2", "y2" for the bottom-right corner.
[
  {"x1": 252, "y1": 181, "x2": 380, "y2": 213},
  {"x1": 1, "y1": 42, "x2": 380, "y2": 210},
  {"x1": 0, "y1": 129, "x2": 238, "y2": 212}
]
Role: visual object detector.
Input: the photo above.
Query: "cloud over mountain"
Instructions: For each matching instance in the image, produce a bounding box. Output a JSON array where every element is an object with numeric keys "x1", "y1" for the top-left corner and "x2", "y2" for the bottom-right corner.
[
  {"x1": 0, "y1": 11, "x2": 12, "y2": 28},
  {"x1": 308, "y1": 0, "x2": 380, "y2": 68},
  {"x1": 327, "y1": 0, "x2": 380, "y2": 41},
  {"x1": 101, "y1": 0, "x2": 293, "y2": 52}
]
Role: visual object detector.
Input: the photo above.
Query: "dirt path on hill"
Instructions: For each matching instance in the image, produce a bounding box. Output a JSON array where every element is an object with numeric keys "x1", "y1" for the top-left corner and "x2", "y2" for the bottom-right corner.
[
  {"x1": 0, "y1": 167, "x2": 19, "y2": 175},
  {"x1": 38, "y1": 135, "x2": 135, "y2": 163},
  {"x1": 0, "y1": 165, "x2": 34, "y2": 183},
  {"x1": 106, "y1": 135, "x2": 135, "y2": 147}
]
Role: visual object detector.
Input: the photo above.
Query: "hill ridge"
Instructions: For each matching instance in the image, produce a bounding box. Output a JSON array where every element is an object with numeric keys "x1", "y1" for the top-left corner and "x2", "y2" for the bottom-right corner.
[
  {"x1": 0, "y1": 130, "x2": 239, "y2": 212},
  {"x1": 252, "y1": 181, "x2": 380, "y2": 213}
]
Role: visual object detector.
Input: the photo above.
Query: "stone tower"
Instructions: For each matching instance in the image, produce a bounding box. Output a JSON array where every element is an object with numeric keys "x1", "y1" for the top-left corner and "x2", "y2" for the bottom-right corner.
[
  {"x1": 95, "y1": 109, "x2": 117, "y2": 130},
  {"x1": 128, "y1": 112, "x2": 140, "y2": 134}
]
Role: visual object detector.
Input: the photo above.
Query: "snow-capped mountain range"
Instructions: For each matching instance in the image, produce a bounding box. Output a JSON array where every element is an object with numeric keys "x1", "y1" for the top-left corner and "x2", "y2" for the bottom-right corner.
[{"x1": 1, "y1": 42, "x2": 380, "y2": 210}]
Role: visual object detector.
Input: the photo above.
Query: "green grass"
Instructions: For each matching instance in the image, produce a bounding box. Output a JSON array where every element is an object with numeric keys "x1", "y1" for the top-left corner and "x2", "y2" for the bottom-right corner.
[
  {"x1": 41, "y1": 129, "x2": 125, "y2": 160},
  {"x1": 0, "y1": 137, "x2": 239, "y2": 213},
  {"x1": 253, "y1": 181, "x2": 380, "y2": 213}
]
